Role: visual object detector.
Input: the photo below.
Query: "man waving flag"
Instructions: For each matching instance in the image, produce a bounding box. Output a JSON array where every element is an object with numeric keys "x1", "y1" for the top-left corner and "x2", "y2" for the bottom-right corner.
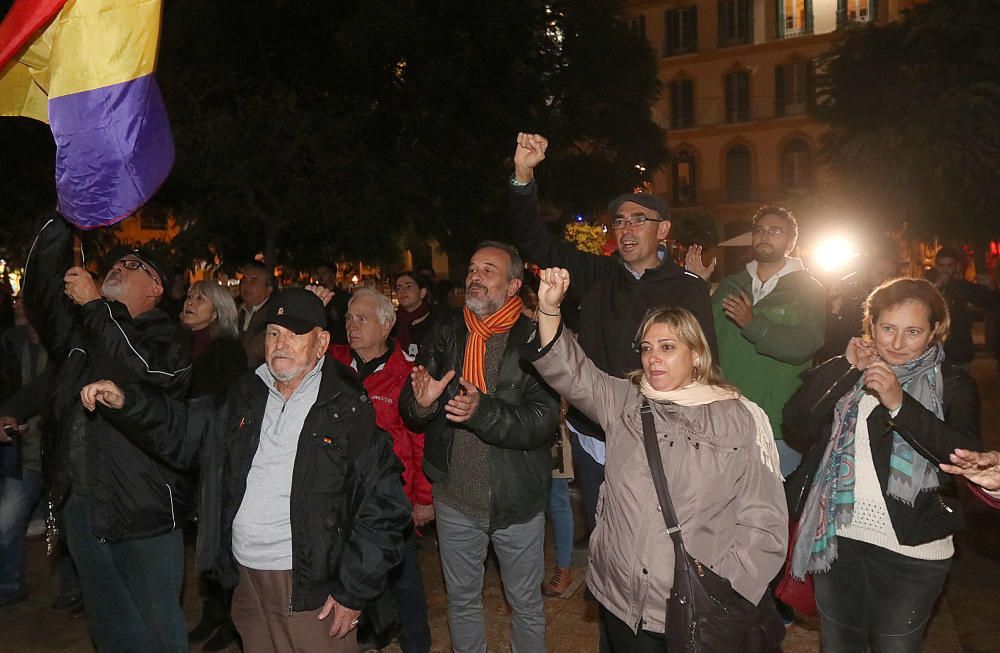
[{"x1": 0, "y1": 0, "x2": 173, "y2": 229}]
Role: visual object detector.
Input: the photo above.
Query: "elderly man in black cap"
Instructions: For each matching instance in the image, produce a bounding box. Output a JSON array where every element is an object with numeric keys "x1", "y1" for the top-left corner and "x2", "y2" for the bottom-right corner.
[
  {"x1": 508, "y1": 133, "x2": 716, "y2": 614},
  {"x1": 83, "y1": 288, "x2": 411, "y2": 653},
  {"x1": 19, "y1": 216, "x2": 192, "y2": 653}
]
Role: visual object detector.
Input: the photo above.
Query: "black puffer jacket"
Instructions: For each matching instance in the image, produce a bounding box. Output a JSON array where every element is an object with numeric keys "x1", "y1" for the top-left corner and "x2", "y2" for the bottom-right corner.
[
  {"x1": 782, "y1": 356, "x2": 981, "y2": 545},
  {"x1": 23, "y1": 216, "x2": 192, "y2": 542},
  {"x1": 399, "y1": 310, "x2": 559, "y2": 530}
]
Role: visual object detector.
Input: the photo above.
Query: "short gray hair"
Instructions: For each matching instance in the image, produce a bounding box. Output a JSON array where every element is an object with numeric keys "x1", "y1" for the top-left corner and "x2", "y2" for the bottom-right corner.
[
  {"x1": 189, "y1": 280, "x2": 239, "y2": 339},
  {"x1": 349, "y1": 288, "x2": 396, "y2": 329},
  {"x1": 475, "y1": 240, "x2": 523, "y2": 283}
]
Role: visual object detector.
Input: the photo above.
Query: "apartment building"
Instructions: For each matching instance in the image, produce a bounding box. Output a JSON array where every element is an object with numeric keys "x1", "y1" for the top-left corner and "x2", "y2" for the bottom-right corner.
[{"x1": 626, "y1": 0, "x2": 918, "y2": 246}]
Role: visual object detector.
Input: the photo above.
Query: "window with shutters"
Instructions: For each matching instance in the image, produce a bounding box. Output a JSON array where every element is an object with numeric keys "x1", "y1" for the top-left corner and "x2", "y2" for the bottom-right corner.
[
  {"x1": 626, "y1": 14, "x2": 647, "y2": 38},
  {"x1": 670, "y1": 79, "x2": 695, "y2": 129},
  {"x1": 725, "y1": 145, "x2": 753, "y2": 202},
  {"x1": 842, "y1": 0, "x2": 873, "y2": 23},
  {"x1": 664, "y1": 6, "x2": 698, "y2": 56},
  {"x1": 725, "y1": 71, "x2": 750, "y2": 123},
  {"x1": 781, "y1": 139, "x2": 812, "y2": 188},
  {"x1": 778, "y1": 0, "x2": 812, "y2": 37},
  {"x1": 719, "y1": 0, "x2": 752, "y2": 47},
  {"x1": 672, "y1": 151, "x2": 697, "y2": 206},
  {"x1": 775, "y1": 63, "x2": 809, "y2": 116}
]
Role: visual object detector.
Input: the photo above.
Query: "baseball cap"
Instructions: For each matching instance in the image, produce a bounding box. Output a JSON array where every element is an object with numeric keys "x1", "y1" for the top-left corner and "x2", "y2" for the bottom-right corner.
[
  {"x1": 607, "y1": 193, "x2": 670, "y2": 220},
  {"x1": 265, "y1": 288, "x2": 328, "y2": 335},
  {"x1": 104, "y1": 245, "x2": 173, "y2": 290}
]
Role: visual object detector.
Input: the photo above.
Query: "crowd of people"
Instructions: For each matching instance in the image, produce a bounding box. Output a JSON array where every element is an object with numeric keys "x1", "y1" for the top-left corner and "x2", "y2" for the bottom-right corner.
[{"x1": 0, "y1": 132, "x2": 997, "y2": 653}]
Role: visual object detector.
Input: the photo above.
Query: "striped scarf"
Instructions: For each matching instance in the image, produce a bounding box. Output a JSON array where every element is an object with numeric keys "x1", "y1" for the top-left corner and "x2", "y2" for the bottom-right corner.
[{"x1": 462, "y1": 296, "x2": 523, "y2": 392}]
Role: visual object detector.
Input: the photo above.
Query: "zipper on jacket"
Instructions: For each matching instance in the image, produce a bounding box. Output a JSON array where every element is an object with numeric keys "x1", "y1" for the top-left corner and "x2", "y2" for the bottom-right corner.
[{"x1": 165, "y1": 483, "x2": 176, "y2": 531}]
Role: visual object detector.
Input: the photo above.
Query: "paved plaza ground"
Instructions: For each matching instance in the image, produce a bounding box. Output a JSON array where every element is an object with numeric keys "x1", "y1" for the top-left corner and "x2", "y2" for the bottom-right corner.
[{"x1": 3, "y1": 355, "x2": 999, "y2": 652}]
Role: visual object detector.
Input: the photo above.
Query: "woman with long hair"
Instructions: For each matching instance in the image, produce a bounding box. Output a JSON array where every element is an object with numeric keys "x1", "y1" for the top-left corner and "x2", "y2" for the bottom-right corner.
[
  {"x1": 783, "y1": 278, "x2": 981, "y2": 652},
  {"x1": 181, "y1": 280, "x2": 247, "y2": 651}
]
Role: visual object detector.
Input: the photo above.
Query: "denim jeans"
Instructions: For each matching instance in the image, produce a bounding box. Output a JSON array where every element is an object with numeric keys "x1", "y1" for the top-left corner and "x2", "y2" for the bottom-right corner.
[
  {"x1": 570, "y1": 436, "x2": 605, "y2": 535},
  {"x1": 775, "y1": 439, "x2": 803, "y2": 478},
  {"x1": 434, "y1": 501, "x2": 546, "y2": 653},
  {"x1": 62, "y1": 494, "x2": 188, "y2": 653},
  {"x1": 547, "y1": 477, "x2": 574, "y2": 568},
  {"x1": 0, "y1": 469, "x2": 43, "y2": 600},
  {"x1": 389, "y1": 532, "x2": 432, "y2": 653},
  {"x1": 814, "y1": 536, "x2": 951, "y2": 653}
]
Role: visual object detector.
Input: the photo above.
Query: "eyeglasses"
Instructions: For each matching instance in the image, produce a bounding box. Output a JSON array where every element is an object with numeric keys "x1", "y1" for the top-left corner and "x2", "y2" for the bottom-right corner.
[
  {"x1": 611, "y1": 216, "x2": 665, "y2": 230},
  {"x1": 751, "y1": 226, "x2": 786, "y2": 237},
  {"x1": 118, "y1": 258, "x2": 160, "y2": 284}
]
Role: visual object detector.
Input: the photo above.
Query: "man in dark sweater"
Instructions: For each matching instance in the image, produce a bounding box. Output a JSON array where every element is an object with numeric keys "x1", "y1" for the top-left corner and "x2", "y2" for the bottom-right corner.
[
  {"x1": 509, "y1": 133, "x2": 716, "y2": 597},
  {"x1": 929, "y1": 246, "x2": 998, "y2": 367},
  {"x1": 400, "y1": 241, "x2": 559, "y2": 653}
]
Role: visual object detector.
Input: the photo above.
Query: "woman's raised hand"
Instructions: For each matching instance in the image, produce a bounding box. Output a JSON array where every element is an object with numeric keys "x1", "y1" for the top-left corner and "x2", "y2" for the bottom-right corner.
[
  {"x1": 537, "y1": 268, "x2": 570, "y2": 313},
  {"x1": 845, "y1": 336, "x2": 878, "y2": 370}
]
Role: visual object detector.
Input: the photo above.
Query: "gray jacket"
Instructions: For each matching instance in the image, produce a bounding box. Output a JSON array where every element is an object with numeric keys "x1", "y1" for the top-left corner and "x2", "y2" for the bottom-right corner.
[{"x1": 530, "y1": 326, "x2": 787, "y2": 634}]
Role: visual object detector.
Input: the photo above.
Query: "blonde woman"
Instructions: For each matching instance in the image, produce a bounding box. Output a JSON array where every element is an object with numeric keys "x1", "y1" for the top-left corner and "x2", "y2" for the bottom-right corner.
[{"x1": 528, "y1": 267, "x2": 787, "y2": 652}]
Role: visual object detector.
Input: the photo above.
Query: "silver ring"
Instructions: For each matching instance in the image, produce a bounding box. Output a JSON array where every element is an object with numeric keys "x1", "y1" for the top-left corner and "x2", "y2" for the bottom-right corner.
[{"x1": 350, "y1": 619, "x2": 360, "y2": 626}]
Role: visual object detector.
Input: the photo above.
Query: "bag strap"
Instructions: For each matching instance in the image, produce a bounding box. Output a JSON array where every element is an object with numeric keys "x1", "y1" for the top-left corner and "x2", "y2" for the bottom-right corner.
[{"x1": 640, "y1": 399, "x2": 687, "y2": 554}]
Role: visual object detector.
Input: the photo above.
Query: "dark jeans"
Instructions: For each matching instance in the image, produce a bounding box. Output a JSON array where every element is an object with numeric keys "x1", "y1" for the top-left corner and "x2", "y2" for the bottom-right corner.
[
  {"x1": 602, "y1": 606, "x2": 665, "y2": 653},
  {"x1": 571, "y1": 436, "x2": 610, "y2": 653},
  {"x1": 0, "y1": 469, "x2": 43, "y2": 600},
  {"x1": 62, "y1": 494, "x2": 188, "y2": 653},
  {"x1": 570, "y1": 435, "x2": 604, "y2": 536},
  {"x1": 814, "y1": 537, "x2": 951, "y2": 653},
  {"x1": 389, "y1": 532, "x2": 432, "y2": 653}
]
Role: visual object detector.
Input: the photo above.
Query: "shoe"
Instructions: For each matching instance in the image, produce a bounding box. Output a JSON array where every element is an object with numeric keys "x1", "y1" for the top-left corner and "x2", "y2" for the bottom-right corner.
[
  {"x1": 202, "y1": 622, "x2": 239, "y2": 651},
  {"x1": 542, "y1": 567, "x2": 572, "y2": 597},
  {"x1": 189, "y1": 597, "x2": 225, "y2": 643},
  {"x1": 50, "y1": 591, "x2": 82, "y2": 611},
  {"x1": 188, "y1": 617, "x2": 220, "y2": 644}
]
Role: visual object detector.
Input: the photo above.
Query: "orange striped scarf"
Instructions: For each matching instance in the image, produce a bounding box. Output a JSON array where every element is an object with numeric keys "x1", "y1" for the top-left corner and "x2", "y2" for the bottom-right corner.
[{"x1": 462, "y1": 296, "x2": 524, "y2": 392}]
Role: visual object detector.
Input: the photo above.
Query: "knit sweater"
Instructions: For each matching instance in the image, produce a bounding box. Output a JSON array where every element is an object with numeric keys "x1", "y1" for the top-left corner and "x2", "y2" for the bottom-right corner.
[{"x1": 837, "y1": 395, "x2": 954, "y2": 560}]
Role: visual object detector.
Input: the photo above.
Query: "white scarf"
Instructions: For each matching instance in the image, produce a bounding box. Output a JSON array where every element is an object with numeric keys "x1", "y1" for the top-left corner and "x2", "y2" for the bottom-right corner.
[{"x1": 638, "y1": 378, "x2": 783, "y2": 479}]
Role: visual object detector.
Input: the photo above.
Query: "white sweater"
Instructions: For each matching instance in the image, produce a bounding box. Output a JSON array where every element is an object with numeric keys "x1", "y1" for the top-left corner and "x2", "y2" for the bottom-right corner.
[{"x1": 836, "y1": 394, "x2": 953, "y2": 560}]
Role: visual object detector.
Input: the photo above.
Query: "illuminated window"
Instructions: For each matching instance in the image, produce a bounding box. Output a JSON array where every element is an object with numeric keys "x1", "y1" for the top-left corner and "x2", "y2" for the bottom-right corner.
[
  {"x1": 719, "y1": 0, "x2": 752, "y2": 46},
  {"x1": 841, "y1": 0, "x2": 874, "y2": 24},
  {"x1": 781, "y1": 139, "x2": 812, "y2": 188},
  {"x1": 670, "y1": 79, "x2": 694, "y2": 129},
  {"x1": 664, "y1": 6, "x2": 698, "y2": 55},
  {"x1": 779, "y1": 0, "x2": 812, "y2": 37},
  {"x1": 775, "y1": 62, "x2": 811, "y2": 116},
  {"x1": 672, "y1": 151, "x2": 697, "y2": 206},
  {"x1": 725, "y1": 145, "x2": 753, "y2": 202},
  {"x1": 725, "y1": 71, "x2": 750, "y2": 123}
]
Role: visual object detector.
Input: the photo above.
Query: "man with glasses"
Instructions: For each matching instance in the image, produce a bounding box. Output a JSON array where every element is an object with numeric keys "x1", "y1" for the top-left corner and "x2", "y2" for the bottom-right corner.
[
  {"x1": 21, "y1": 216, "x2": 192, "y2": 652},
  {"x1": 687, "y1": 205, "x2": 825, "y2": 477},
  {"x1": 509, "y1": 133, "x2": 715, "y2": 623}
]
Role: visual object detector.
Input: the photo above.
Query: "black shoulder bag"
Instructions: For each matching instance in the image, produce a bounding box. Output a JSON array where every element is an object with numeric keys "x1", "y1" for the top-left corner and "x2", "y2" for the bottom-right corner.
[{"x1": 639, "y1": 400, "x2": 785, "y2": 653}]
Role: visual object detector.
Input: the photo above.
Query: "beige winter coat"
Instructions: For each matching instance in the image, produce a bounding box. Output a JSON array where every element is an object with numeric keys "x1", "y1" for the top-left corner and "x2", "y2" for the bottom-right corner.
[{"x1": 531, "y1": 327, "x2": 788, "y2": 634}]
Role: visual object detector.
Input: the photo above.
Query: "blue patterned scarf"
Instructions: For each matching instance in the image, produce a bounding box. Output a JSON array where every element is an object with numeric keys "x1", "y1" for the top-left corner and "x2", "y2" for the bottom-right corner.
[{"x1": 790, "y1": 344, "x2": 945, "y2": 579}]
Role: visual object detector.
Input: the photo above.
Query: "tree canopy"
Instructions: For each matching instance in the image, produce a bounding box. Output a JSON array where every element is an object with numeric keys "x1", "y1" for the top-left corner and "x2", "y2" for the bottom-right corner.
[
  {"x1": 817, "y1": 0, "x2": 1000, "y2": 241},
  {"x1": 148, "y1": 0, "x2": 667, "y2": 271}
]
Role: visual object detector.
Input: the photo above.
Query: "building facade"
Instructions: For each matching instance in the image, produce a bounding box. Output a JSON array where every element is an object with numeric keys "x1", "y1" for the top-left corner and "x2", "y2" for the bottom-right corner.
[{"x1": 626, "y1": 0, "x2": 919, "y2": 249}]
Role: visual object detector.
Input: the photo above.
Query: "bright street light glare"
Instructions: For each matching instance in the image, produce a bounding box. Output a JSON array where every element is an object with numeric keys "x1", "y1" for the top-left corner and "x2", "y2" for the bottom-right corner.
[{"x1": 812, "y1": 235, "x2": 856, "y2": 272}]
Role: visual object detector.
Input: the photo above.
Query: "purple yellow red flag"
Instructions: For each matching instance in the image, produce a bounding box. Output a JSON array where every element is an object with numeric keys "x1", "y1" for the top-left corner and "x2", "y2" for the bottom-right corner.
[{"x1": 0, "y1": 0, "x2": 174, "y2": 229}]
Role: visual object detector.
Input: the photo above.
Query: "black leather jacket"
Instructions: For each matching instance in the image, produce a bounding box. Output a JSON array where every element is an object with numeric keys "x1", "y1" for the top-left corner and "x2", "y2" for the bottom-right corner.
[
  {"x1": 782, "y1": 356, "x2": 981, "y2": 545},
  {"x1": 23, "y1": 216, "x2": 192, "y2": 542},
  {"x1": 107, "y1": 357, "x2": 411, "y2": 612},
  {"x1": 399, "y1": 310, "x2": 559, "y2": 530}
]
